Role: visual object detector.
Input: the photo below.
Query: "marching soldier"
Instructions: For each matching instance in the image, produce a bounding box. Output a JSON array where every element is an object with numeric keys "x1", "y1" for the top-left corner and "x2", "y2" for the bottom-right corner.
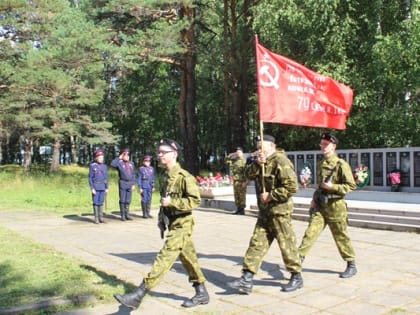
[
  {"x1": 299, "y1": 133, "x2": 358, "y2": 278},
  {"x1": 111, "y1": 148, "x2": 136, "y2": 221},
  {"x1": 138, "y1": 155, "x2": 155, "y2": 218},
  {"x1": 228, "y1": 135, "x2": 303, "y2": 293},
  {"x1": 88, "y1": 149, "x2": 109, "y2": 224},
  {"x1": 114, "y1": 138, "x2": 209, "y2": 310},
  {"x1": 225, "y1": 147, "x2": 247, "y2": 215}
]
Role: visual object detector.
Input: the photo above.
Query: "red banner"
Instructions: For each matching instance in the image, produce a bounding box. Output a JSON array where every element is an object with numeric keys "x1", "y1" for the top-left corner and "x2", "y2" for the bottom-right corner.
[{"x1": 256, "y1": 38, "x2": 353, "y2": 130}]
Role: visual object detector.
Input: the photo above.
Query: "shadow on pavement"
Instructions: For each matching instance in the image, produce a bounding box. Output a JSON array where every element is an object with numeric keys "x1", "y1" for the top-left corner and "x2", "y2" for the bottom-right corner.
[{"x1": 105, "y1": 305, "x2": 132, "y2": 315}]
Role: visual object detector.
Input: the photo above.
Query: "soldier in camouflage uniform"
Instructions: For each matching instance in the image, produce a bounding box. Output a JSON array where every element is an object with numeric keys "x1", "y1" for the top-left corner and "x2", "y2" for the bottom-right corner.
[
  {"x1": 298, "y1": 133, "x2": 357, "y2": 278},
  {"x1": 114, "y1": 138, "x2": 209, "y2": 310},
  {"x1": 228, "y1": 135, "x2": 303, "y2": 294},
  {"x1": 225, "y1": 147, "x2": 247, "y2": 215}
]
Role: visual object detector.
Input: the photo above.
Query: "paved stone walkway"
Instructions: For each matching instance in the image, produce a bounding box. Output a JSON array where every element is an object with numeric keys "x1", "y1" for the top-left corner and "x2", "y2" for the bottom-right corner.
[{"x1": 1, "y1": 202, "x2": 420, "y2": 315}]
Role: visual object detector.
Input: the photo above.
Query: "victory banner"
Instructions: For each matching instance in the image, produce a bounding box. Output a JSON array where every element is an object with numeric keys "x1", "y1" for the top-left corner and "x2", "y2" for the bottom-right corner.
[{"x1": 256, "y1": 37, "x2": 353, "y2": 130}]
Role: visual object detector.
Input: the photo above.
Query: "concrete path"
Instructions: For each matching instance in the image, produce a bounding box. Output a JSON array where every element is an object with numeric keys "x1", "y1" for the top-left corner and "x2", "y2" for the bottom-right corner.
[{"x1": 1, "y1": 203, "x2": 420, "y2": 315}]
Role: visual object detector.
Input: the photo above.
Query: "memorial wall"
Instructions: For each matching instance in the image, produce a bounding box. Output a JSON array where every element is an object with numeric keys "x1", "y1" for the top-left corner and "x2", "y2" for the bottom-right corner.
[{"x1": 287, "y1": 147, "x2": 420, "y2": 192}]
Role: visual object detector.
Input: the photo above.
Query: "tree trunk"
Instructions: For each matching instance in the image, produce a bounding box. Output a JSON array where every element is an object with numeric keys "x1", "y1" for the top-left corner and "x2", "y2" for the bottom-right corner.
[
  {"x1": 223, "y1": 0, "x2": 232, "y2": 151},
  {"x1": 223, "y1": 0, "x2": 254, "y2": 152},
  {"x1": 178, "y1": 6, "x2": 199, "y2": 174},
  {"x1": 50, "y1": 136, "x2": 61, "y2": 172},
  {"x1": 70, "y1": 135, "x2": 78, "y2": 164},
  {"x1": 23, "y1": 138, "x2": 33, "y2": 172}
]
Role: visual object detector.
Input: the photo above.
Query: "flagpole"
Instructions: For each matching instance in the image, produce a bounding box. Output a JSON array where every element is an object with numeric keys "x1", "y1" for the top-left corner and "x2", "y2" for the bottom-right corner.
[
  {"x1": 255, "y1": 34, "x2": 266, "y2": 194},
  {"x1": 259, "y1": 120, "x2": 266, "y2": 193}
]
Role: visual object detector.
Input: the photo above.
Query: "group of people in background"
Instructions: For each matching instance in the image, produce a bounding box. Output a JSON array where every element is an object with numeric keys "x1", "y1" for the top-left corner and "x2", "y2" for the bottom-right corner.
[{"x1": 88, "y1": 148, "x2": 155, "y2": 224}]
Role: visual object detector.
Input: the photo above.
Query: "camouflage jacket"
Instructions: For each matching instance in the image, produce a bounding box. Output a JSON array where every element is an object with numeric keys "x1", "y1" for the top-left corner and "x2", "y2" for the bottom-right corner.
[
  {"x1": 314, "y1": 154, "x2": 357, "y2": 221},
  {"x1": 225, "y1": 155, "x2": 247, "y2": 182},
  {"x1": 160, "y1": 163, "x2": 201, "y2": 216},
  {"x1": 315, "y1": 154, "x2": 356, "y2": 197},
  {"x1": 246, "y1": 150, "x2": 298, "y2": 215}
]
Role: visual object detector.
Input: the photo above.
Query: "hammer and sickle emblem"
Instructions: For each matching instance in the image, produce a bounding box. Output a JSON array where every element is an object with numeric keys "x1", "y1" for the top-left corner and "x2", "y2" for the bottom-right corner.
[{"x1": 259, "y1": 59, "x2": 280, "y2": 89}]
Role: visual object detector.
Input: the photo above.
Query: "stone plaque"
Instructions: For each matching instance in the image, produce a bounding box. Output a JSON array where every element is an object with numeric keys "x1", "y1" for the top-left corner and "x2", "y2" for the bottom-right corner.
[
  {"x1": 349, "y1": 153, "x2": 359, "y2": 171},
  {"x1": 287, "y1": 154, "x2": 295, "y2": 170},
  {"x1": 306, "y1": 154, "x2": 314, "y2": 165},
  {"x1": 297, "y1": 154, "x2": 304, "y2": 174},
  {"x1": 372, "y1": 152, "x2": 383, "y2": 186},
  {"x1": 414, "y1": 151, "x2": 420, "y2": 187},
  {"x1": 400, "y1": 152, "x2": 410, "y2": 186}
]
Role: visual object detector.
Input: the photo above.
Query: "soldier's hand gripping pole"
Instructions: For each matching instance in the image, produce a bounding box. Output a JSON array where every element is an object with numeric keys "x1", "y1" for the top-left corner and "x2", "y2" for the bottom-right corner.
[
  {"x1": 158, "y1": 191, "x2": 170, "y2": 239},
  {"x1": 158, "y1": 207, "x2": 166, "y2": 239}
]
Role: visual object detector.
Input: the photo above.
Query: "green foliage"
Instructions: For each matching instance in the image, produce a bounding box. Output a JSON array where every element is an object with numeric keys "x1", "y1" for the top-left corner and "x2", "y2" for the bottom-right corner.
[{"x1": 1, "y1": 0, "x2": 419, "y2": 169}]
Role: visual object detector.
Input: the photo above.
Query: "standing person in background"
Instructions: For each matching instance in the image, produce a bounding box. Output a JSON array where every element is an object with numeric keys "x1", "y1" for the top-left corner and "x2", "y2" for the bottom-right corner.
[
  {"x1": 228, "y1": 135, "x2": 303, "y2": 293},
  {"x1": 88, "y1": 149, "x2": 109, "y2": 224},
  {"x1": 298, "y1": 133, "x2": 358, "y2": 278},
  {"x1": 138, "y1": 155, "x2": 155, "y2": 218},
  {"x1": 114, "y1": 138, "x2": 209, "y2": 310},
  {"x1": 111, "y1": 148, "x2": 136, "y2": 221},
  {"x1": 225, "y1": 147, "x2": 247, "y2": 215}
]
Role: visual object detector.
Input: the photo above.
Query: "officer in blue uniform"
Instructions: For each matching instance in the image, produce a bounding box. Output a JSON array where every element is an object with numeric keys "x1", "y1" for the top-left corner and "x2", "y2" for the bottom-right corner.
[
  {"x1": 88, "y1": 149, "x2": 109, "y2": 224},
  {"x1": 138, "y1": 155, "x2": 155, "y2": 218},
  {"x1": 111, "y1": 148, "x2": 136, "y2": 221}
]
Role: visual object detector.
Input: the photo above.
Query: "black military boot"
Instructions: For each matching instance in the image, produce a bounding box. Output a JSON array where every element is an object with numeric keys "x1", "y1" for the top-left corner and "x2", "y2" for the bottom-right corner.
[
  {"x1": 125, "y1": 204, "x2": 133, "y2": 220},
  {"x1": 119, "y1": 203, "x2": 126, "y2": 221},
  {"x1": 141, "y1": 202, "x2": 147, "y2": 218},
  {"x1": 98, "y1": 205, "x2": 106, "y2": 223},
  {"x1": 146, "y1": 203, "x2": 153, "y2": 218},
  {"x1": 339, "y1": 261, "x2": 357, "y2": 278},
  {"x1": 227, "y1": 270, "x2": 254, "y2": 294},
  {"x1": 93, "y1": 205, "x2": 99, "y2": 224},
  {"x1": 114, "y1": 280, "x2": 147, "y2": 310},
  {"x1": 282, "y1": 272, "x2": 303, "y2": 292},
  {"x1": 233, "y1": 207, "x2": 245, "y2": 215},
  {"x1": 181, "y1": 282, "x2": 210, "y2": 308}
]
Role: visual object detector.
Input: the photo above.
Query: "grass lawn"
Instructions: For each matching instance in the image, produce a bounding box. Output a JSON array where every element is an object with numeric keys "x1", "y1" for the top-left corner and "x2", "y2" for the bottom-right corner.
[
  {"x1": 0, "y1": 226, "x2": 133, "y2": 314},
  {"x1": 0, "y1": 164, "x2": 161, "y2": 214},
  {"x1": 0, "y1": 164, "x2": 162, "y2": 313}
]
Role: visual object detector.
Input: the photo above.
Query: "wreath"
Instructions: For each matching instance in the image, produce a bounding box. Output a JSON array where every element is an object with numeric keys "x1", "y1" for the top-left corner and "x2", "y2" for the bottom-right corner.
[
  {"x1": 353, "y1": 164, "x2": 370, "y2": 188},
  {"x1": 299, "y1": 163, "x2": 313, "y2": 188}
]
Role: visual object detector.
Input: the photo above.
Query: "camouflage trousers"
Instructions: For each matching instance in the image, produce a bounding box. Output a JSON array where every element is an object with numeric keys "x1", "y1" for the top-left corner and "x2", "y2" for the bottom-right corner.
[
  {"x1": 233, "y1": 180, "x2": 246, "y2": 208},
  {"x1": 144, "y1": 215, "x2": 206, "y2": 289},
  {"x1": 243, "y1": 213, "x2": 301, "y2": 274},
  {"x1": 299, "y1": 210, "x2": 356, "y2": 261}
]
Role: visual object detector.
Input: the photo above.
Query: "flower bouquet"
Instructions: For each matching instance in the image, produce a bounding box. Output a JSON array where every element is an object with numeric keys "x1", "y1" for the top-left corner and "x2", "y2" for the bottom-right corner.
[
  {"x1": 353, "y1": 164, "x2": 370, "y2": 188},
  {"x1": 299, "y1": 164, "x2": 312, "y2": 188},
  {"x1": 387, "y1": 170, "x2": 401, "y2": 192}
]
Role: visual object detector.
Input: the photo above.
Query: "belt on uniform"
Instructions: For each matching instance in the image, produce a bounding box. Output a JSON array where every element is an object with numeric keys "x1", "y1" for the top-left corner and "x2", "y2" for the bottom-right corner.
[
  {"x1": 94, "y1": 181, "x2": 106, "y2": 184},
  {"x1": 327, "y1": 194, "x2": 343, "y2": 200},
  {"x1": 163, "y1": 209, "x2": 192, "y2": 220},
  {"x1": 120, "y1": 179, "x2": 133, "y2": 182}
]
